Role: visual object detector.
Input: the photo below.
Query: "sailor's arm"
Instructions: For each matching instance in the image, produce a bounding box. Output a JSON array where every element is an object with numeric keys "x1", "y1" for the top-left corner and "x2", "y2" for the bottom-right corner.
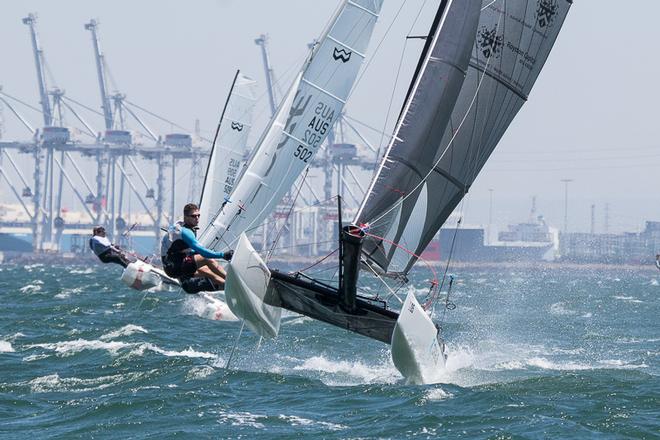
[{"x1": 181, "y1": 227, "x2": 229, "y2": 260}]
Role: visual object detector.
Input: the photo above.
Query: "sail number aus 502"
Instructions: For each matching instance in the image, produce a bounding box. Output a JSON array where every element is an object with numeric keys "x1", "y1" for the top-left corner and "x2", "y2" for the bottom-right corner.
[{"x1": 294, "y1": 145, "x2": 313, "y2": 162}]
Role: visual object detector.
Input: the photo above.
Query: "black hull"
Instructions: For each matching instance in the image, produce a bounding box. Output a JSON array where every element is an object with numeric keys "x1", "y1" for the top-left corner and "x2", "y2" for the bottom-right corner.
[{"x1": 266, "y1": 271, "x2": 399, "y2": 344}]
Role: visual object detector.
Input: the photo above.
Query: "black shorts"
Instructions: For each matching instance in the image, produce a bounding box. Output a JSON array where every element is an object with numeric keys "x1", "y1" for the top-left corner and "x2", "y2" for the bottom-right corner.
[
  {"x1": 164, "y1": 255, "x2": 197, "y2": 278},
  {"x1": 98, "y1": 248, "x2": 130, "y2": 268},
  {"x1": 180, "y1": 277, "x2": 221, "y2": 294}
]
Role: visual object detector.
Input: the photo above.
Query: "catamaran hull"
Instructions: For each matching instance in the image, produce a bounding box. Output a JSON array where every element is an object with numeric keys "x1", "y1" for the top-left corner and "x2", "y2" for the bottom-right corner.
[
  {"x1": 224, "y1": 233, "x2": 281, "y2": 338},
  {"x1": 121, "y1": 261, "x2": 177, "y2": 290},
  {"x1": 391, "y1": 292, "x2": 446, "y2": 384}
]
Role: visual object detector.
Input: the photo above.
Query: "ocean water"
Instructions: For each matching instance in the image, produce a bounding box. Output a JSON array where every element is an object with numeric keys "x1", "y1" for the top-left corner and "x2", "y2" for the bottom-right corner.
[{"x1": 0, "y1": 262, "x2": 658, "y2": 439}]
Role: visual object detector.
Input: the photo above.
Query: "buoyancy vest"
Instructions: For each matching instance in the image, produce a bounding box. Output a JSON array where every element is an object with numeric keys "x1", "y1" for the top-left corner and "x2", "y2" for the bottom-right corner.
[
  {"x1": 89, "y1": 235, "x2": 112, "y2": 256},
  {"x1": 161, "y1": 221, "x2": 195, "y2": 262}
]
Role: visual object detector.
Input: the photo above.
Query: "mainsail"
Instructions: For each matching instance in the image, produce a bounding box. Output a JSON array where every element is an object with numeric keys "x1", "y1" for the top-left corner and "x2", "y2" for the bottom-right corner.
[
  {"x1": 200, "y1": 0, "x2": 384, "y2": 250},
  {"x1": 199, "y1": 71, "x2": 257, "y2": 229},
  {"x1": 356, "y1": 0, "x2": 573, "y2": 275}
]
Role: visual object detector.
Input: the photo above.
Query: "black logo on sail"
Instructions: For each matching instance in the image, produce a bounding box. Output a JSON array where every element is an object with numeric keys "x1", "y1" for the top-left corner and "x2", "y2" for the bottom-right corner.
[
  {"x1": 231, "y1": 122, "x2": 244, "y2": 132},
  {"x1": 537, "y1": 0, "x2": 559, "y2": 28},
  {"x1": 332, "y1": 47, "x2": 352, "y2": 63},
  {"x1": 477, "y1": 26, "x2": 503, "y2": 59}
]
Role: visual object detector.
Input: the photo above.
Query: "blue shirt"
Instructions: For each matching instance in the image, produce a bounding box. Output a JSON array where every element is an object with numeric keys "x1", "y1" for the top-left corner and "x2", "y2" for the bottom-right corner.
[{"x1": 180, "y1": 226, "x2": 225, "y2": 259}]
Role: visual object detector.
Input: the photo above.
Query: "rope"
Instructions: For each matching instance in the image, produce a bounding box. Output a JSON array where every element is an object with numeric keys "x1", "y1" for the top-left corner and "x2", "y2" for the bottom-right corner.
[
  {"x1": 363, "y1": 260, "x2": 403, "y2": 305},
  {"x1": 361, "y1": 229, "x2": 439, "y2": 307},
  {"x1": 293, "y1": 248, "x2": 338, "y2": 274}
]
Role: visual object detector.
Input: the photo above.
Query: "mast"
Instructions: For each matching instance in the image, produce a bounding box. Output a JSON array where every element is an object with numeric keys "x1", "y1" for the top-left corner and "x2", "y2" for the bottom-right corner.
[
  {"x1": 85, "y1": 19, "x2": 114, "y2": 130},
  {"x1": 199, "y1": 70, "x2": 240, "y2": 209}
]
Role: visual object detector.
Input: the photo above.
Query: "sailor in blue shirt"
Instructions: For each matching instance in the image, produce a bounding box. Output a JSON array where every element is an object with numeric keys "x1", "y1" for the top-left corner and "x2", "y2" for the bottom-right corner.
[
  {"x1": 161, "y1": 203, "x2": 233, "y2": 289},
  {"x1": 89, "y1": 226, "x2": 131, "y2": 268}
]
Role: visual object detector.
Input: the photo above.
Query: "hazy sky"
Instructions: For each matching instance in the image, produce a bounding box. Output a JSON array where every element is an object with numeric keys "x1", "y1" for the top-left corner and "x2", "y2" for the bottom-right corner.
[{"x1": 1, "y1": 1, "x2": 658, "y2": 234}]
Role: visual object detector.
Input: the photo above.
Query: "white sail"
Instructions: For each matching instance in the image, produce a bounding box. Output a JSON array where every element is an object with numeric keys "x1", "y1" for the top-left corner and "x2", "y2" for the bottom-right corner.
[
  {"x1": 199, "y1": 72, "x2": 257, "y2": 229},
  {"x1": 200, "y1": 0, "x2": 384, "y2": 250}
]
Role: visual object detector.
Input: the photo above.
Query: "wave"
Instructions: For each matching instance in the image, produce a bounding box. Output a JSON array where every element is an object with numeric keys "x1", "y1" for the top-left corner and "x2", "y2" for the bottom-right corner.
[
  {"x1": 0, "y1": 341, "x2": 14, "y2": 352},
  {"x1": 613, "y1": 295, "x2": 643, "y2": 303},
  {"x1": 100, "y1": 324, "x2": 148, "y2": 340},
  {"x1": 19, "y1": 281, "x2": 44, "y2": 294},
  {"x1": 278, "y1": 414, "x2": 346, "y2": 431},
  {"x1": 290, "y1": 354, "x2": 399, "y2": 386},
  {"x1": 27, "y1": 370, "x2": 148, "y2": 393},
  {"x1": 69, "y1": 268, "x2": 95, "y2": 274},
  {"x1": 549, "y1": 302, "x2": 576, "y2": 315},
  {"x1": 26, "y1": 338, "x2": 219, "y2": 361}
]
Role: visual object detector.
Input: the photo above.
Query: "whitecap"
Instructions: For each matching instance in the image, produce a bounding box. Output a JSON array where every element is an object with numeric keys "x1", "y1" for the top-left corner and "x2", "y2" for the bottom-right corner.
[
  {"x1": 186, "y1": 365, "x2": 216, "y2": 381},
  {"x1": 291, "y1": 355, "x2": 399, "y2": 385},
  {"x1": 70, "y1": 268, "x2": 94, "y2": 274},
  {"x1": 525, "y1": 357, "x2": 592, "y2": 371},
  {"x1": 422, "y1": 387, "x2": 453, "y2": 402},
  {"x1": 100, "y1": 324, "x2": 148, "y2": 340},
  {"x1": 19, "y1": 283, "x2": 43, "y2": 294},
  {"x1": 278, "y1": 414, "x2": 346, "y2": 431},
  {"x1": 27, "y1": 370, "x2": 146, "y2": 393},
  {"x1": 0, "y1": 341, "x2": 15, "y2": 353},
  {"x1": 613, "y1": 295, "x2": 643, "y2": 303},
  {"x1": 28, "y1": 338, "x2": 219, "y2": 361},
  {"x1": 549, "y1": 302, "x2": 575, "y2": 315},
  {"x1": 214, "y1": 410, "x2": 266, "y2": 429}
]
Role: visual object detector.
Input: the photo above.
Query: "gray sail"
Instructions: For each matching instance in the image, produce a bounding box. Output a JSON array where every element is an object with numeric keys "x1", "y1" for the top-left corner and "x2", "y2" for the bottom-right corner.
[{"x1": 356, "y1": 0, "x2": 572, "y2": 274}]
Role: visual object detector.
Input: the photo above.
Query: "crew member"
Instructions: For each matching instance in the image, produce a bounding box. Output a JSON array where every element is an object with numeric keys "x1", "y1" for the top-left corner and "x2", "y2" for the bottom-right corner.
[
  {"x1": 161, "y1": 203, "x2": 233, "y2": 289},
  {"x1": 89, "y1": 226, "x2": 131, "y2": 268},
  {"x1": 656, "y1": 254, "x2": 660, "y2": 272}
]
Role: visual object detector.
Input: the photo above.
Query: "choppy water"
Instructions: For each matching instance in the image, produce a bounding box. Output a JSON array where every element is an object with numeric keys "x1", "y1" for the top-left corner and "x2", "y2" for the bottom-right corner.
[{"x1": 0, "y1": 262, "x2": 658, "y2": 439}]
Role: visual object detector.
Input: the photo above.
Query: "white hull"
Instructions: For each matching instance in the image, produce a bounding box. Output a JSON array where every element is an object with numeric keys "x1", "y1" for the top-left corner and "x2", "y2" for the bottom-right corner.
[
  {"x1": 391, "y1": 292, "x2": 446, "y2": 384},
  {"x1": 224, "y1": 233, "x2": 281, "y2": 338},
  {"x1": 197, "y1": 292, "x2": 239, "y2": 322},
  {"x1": 121, "y1": 261, "x2": 177, "y2": 290}
]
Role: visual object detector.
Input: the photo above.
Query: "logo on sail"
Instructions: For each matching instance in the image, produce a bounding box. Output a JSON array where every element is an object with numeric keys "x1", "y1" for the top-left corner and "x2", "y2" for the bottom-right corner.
[
  {"x1": 231, "y1": 122, "x2": 244, "y2": 132},
  {"x1": 477, "y1": 26, "x2": 503, "y2": 59},
  {"x1": 332, "y1": 47, "x2": 352, "y2": 63},
  {"x1": 537, "y1": 0, "x2": 559, "y2": 28}
]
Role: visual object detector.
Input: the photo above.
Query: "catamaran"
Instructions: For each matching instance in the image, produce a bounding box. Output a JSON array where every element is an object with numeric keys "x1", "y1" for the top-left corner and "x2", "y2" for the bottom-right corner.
[{"x1": 200, "y1": 0, "x2": 572, "y2": 383}]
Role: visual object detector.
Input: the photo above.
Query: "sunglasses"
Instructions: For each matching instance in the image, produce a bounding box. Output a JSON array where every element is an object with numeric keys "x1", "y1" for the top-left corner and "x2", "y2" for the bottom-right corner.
[{"x1": 186, "y1": 214, "x2": 201, "y2": 218}]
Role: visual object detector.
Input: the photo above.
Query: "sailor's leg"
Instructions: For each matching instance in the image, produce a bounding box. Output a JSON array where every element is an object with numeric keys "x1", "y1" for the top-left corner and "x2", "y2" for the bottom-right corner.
[
  {"x1": 193, "y1": 255, "x2": 226, "y2": 280},
  {"x1": 193, "y1": 266, "x2": 225, "y2": 289}
]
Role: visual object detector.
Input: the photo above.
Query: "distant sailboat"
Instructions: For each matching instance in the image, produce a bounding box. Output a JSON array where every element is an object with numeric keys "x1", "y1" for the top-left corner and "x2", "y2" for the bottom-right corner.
[
  {"x1": 206, "y1": 0, "x2": 573, "y2": 383},
  {"x1": 199, "y1": 71, "x2": 257, "y2": 229}
]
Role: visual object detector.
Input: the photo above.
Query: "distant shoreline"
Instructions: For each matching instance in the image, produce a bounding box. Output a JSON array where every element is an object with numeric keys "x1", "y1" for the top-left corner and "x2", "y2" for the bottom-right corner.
[{"x1": 2, "y1": 251, "x2": 657, "y2": 273}]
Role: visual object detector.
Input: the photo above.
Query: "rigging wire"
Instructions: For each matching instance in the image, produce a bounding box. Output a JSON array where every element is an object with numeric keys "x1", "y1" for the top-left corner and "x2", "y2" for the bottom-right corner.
[{"x1": 266, "y1": 168, "x2": 309, "y2": 262}]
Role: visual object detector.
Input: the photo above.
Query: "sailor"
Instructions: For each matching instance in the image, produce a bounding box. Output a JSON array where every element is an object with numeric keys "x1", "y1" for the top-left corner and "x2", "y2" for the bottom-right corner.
[
  {"x1": 161, "y1": 203, "x2": 233, "y2": 289},
  {"x1": 656, "y1": 254, "x2": 660, "y2": 272},
  {"x1": 89, "y1": 226, "x2": 131, "y2": 268}
]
